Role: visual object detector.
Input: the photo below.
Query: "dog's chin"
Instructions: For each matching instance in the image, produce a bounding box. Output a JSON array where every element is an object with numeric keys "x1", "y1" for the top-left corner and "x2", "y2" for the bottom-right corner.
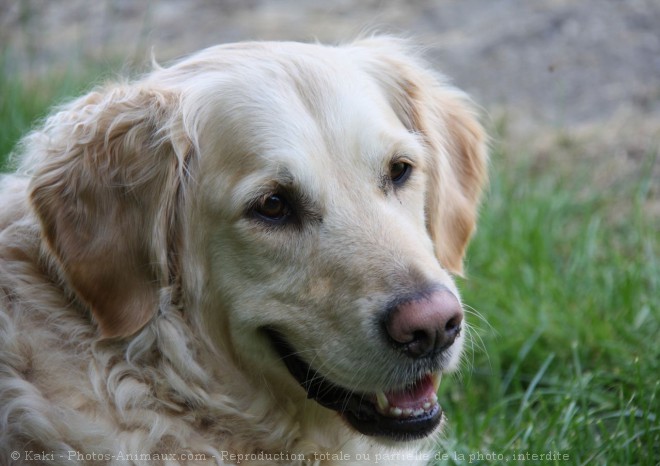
[{"x1": 264, "y1": 329, "x2": 444, "y2": 441}]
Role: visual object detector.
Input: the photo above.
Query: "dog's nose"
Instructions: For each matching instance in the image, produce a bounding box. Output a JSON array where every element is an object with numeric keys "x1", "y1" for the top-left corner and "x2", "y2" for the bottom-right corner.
[{"x1": 384, "y1": 287, "x2": 463, "y2": 358}]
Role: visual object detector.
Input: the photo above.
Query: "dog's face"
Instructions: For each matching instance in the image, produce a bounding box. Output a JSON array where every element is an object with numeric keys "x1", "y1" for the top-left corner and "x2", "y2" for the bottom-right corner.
[{"x1": 29, "y1": 39, "x2": 487, "y2": 442}]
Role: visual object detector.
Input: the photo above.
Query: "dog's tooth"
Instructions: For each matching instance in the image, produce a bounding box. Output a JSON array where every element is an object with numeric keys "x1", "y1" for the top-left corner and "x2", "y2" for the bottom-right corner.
[
  {"x1": 423, "y1": 402, "x2": 431, "y2": 410},
  {"x1": 432, "y1": 372, "x2": 442, "y2": 392},
  {"x1": 413, "y1": 408, "x2": 425, "y2": 417},
  {"x1": 376, "y1": 391, "x2": 389, "y2": 413},
  {"x1": 431, "y1": 393, "x2": 438, "y2": 403},
  {"x1": 389, "y1": 407, "x2": 403, "y2": 417},
  {"x1": 403, "y1": 408, "x2": 413, "y2": 417}
]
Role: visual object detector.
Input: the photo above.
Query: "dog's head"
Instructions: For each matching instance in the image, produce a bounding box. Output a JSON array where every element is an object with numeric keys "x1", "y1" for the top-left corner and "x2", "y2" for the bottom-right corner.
[{"x1": 28, "y1": 38, "x2": 487, "y2": 441}]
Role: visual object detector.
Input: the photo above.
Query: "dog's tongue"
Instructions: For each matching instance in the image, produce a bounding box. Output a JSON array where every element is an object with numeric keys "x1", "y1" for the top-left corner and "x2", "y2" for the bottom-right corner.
[{"x1": 385, "y1": 373, "x2": 437, "y2": 410}]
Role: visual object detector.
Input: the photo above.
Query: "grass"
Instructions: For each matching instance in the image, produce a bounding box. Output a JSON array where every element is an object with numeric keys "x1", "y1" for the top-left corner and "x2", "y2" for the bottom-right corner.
[
  {"x1": 0, "y1": 55, "x2": 112, "y2": 171},
  {"x1": 436, "y1": 138, "x2": 659, "y2": 465},
  {"x1": 1, "y1": 62, "x2": 658, "y2": 465}
]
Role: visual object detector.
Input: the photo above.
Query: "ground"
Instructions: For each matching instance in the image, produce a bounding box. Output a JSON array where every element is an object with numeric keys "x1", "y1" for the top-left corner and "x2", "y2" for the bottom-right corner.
[{"x1": 2, "y1": 0, "x2": 658, "y2": 212}]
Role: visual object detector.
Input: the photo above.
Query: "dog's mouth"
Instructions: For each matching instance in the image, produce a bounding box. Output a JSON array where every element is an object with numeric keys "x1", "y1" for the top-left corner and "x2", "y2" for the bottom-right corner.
[{"x1": 265, "y1": 329, "x2": 443, "y2": 441}]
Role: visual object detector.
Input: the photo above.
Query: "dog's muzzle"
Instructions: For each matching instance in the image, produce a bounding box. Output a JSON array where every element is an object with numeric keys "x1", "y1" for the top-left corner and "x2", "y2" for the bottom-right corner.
[{"x1": 265, "y1": 329, "x2": 445, "y2": 440}]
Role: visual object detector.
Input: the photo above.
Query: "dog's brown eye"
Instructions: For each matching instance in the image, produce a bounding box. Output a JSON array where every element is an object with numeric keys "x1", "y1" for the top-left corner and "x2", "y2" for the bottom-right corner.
[
  {"x1": 390, "y1": 161, "x2": 412, "y2": 185},
  {"x1": 255, "y1": 194, "x2": 291, "y2": 222}
]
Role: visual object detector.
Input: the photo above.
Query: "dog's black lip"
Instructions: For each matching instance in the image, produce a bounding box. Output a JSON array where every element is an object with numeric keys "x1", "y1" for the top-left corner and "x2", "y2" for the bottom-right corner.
[{"x1": 264, "y1": 328, "x2": 443, "y2": 441}]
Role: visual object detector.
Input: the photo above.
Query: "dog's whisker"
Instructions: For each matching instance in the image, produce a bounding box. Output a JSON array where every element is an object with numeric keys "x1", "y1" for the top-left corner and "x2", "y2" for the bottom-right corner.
[{"x1": 463, "y1": 304, "x2": 492, "y2": 328}]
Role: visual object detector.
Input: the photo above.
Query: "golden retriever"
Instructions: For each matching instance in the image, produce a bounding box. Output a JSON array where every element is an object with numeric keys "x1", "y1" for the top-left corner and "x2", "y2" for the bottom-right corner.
[{"x1": 0, "y1": 37, "x2": 487, "y2": 465}]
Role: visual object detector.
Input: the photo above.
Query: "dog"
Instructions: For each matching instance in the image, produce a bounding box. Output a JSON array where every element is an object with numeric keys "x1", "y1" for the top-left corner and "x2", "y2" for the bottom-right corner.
[{"x1": 0, "y1": 37, "x2": 487, "y2": 465}]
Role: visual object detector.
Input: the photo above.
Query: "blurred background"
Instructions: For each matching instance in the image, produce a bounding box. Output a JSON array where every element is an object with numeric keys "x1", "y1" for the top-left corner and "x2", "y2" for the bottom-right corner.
[
  {"x1": 3, "y1": 0, "x2": 659, "y2": 176},
  {"x1": 1, "y1": 1, "x2": 659, "y2": 464}
]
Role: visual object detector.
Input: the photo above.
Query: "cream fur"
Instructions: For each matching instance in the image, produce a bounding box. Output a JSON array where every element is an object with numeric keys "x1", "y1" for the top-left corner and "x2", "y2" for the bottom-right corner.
[{"x1": 0, "y1": 37, "x2": 487, "y2": 465}]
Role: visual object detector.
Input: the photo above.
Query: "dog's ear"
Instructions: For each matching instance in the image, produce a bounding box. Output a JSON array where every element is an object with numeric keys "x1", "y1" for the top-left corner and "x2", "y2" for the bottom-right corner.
[
  {"x1": 416, "y1": 85, "x2": 488, "y2": 276},
  {"x1": 29, "y1": 85, "x2": 188, "y2": 338},
  {"x1": 354, "y1": 37, "x2": 488, "y2": 275}
]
